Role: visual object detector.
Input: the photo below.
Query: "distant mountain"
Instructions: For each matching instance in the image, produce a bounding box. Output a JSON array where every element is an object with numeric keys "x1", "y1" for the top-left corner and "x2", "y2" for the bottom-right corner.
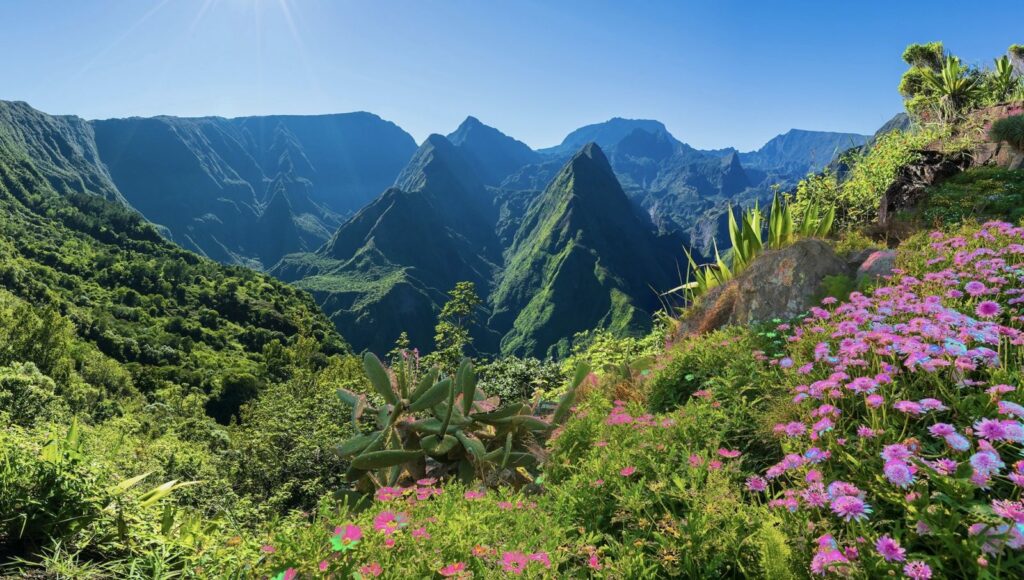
[
  {"x1": 0, "y1": 99, "x2": 875, "y2": 358},
  {"x1": 0, "y1": 101, "x2": 345, "y2": 408},
  {"x1": 272, "y1": 135, "x2": 502, "y2": 355},
  {"x1": 538, "y1": 118, "x2": 669, "y2": 157},
  {"x1": 446, "y1": 116, "x2": 540, "y2": 186},
  {"x1": 90, "y1": 112, "x2": 417, "y2": 269},
  {"x1": 490, "y1": 143, "x2": 681, "y2": 357},
  {"x1": 733, "y1": 129, "x2": 871, "y2": 175}
]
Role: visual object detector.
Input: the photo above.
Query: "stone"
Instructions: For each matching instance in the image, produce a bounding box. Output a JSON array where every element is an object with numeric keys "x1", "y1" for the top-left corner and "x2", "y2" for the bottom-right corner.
[
  {"x1": 878, "y1": 150, "x2": 972, "y2": 224},
  {"x1": 678, "y1": 239, "x2": 850, "y2": 335},
  {"x1": 855, "y1": 250, "x2": 897, "y2": 283}
]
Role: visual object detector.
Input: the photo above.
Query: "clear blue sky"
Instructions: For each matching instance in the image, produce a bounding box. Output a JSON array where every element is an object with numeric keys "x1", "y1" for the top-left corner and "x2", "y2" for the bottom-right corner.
[{"x1": 1, "y1": 1, "x2": 1021, "y2": 151}]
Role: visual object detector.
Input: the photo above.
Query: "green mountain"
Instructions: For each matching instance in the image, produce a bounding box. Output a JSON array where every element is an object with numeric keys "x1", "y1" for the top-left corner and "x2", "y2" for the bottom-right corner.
[
  {"x1": 491, "y1": 143, "x2": 681, "y2": 357},
  {"x1": 0, "y1": 101, "x2": 346, "y2": 418},
  {"x1": 272, "y1": 135, "x2": 502, "y2": 355},
  {"x1": 0, "y1": 101, "x2": 125, "y2": 204},
  {"x1": 88, "y1": 112, "x2": 416, "y2": 269}
]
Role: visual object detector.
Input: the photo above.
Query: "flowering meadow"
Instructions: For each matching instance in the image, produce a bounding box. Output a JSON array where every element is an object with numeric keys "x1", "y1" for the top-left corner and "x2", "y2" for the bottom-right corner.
[{"x1": 242, "y1": 221, "x2": 1024, "y2": 578}]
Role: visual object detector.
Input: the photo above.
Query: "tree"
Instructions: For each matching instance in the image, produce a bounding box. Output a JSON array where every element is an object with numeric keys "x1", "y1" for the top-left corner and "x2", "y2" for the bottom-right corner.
[{"x1": 424, "y1": 281, "x2": 482, "y2": 374}]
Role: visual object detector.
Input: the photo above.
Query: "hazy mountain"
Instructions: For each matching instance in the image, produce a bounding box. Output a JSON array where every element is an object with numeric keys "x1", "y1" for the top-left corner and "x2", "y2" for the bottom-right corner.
[
  {"x1": 446, "y1": 116, "x2": 540, "y2": 186},
  {"x1": 90, "y1": 112, "x2": 417, "y2": 269},
  {"x1": 735, "y1": 129, "x2": 870, "y2": 175},
  {"x1": 538, "y1": 118, "x2": 669, "y2": 157}
]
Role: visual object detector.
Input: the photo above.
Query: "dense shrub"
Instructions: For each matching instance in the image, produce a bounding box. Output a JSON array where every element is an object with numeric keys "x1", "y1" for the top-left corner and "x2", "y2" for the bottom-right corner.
[
  {"x1": 647, "y1": 327, "x2": 762, "y2": 413},
  {"x1": 0, "y1": 363, "x2": 67, "y2": 426},
  {"x1": 990, "y1": 114, "x2": 1024, "y2": 150},
  {"x1": 477, "y1": 355, "x2": 566, "y2": 402},
  {"x1": 792, "y1": 127, "x2": 944, "y2": 229}
]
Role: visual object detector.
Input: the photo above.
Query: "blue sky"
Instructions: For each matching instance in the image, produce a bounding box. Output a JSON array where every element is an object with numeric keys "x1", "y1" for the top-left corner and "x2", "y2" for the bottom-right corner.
[{"x1": 1, "y1": 1, "x2": 1021, "y2": 150}]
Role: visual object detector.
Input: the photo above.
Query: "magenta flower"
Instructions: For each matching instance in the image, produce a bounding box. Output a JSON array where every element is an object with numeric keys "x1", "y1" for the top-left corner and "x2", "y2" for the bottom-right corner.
[
  {"x1": 330, "y1": 524, "x2": 362, "y2": 551},
  {"x1": 965, "y1": 281, "x2": 987, "y2": 296},
  {"x1": 875, "y1": 535, "x2": 905, "y2": 562},
  {"x1": 884, "y1": 460, "x2": 915, "y2": 488},
  {"x1": 464, "y1": 490, "x2": 485, "y2": 500},
  {"x1": 830, "y1": 495, "x2": 871, "y2": 521},
  {"x1": 976, "y1": 300, "x2": 1001, "y2": 318},
  {"x1": 619, "y1": 466, "x2": 636, "y2": 477},
  {"x1": 903, "y1": 560, "x2": 932, "y2": 579},
  {"x1": 359, "y1": 562, "x2": 383, "y2": 577},
  {"x1": 746, "y1": 475, "x2": 767, "y2": 492}
]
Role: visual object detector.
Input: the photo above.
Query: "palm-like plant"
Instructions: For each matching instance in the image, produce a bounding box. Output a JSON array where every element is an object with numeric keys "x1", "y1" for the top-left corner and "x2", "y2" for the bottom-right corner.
[
  {"x1": 921, "y1": 56, "x2": 981, "y2": 121},
  {"x1": 990, "y1": 56, "x2": 1018, "y2": 103}
]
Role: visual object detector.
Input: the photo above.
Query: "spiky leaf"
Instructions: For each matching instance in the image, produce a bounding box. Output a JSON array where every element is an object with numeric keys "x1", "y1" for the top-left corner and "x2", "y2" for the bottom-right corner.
[
  {"x1": 351, "y1": 450, "x2": 423, "y2": 470},
  {"x1": 363, "y1": 353, "x2": 397, "y2": 405}
]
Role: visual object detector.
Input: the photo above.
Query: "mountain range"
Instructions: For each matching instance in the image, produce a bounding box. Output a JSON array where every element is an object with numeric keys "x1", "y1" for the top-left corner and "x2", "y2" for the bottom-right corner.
[{"x1": 0, "y1": 99, "x2": 871, "y2": 357}]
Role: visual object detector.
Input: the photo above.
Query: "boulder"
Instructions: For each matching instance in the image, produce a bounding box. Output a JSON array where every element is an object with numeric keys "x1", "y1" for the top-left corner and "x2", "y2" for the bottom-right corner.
[
  {"x1": 678, "y1": 239, "x2": 849, "y2": 335},
  {"x1": 855, "y1": 250, "x2": 897, "y2": 283}
]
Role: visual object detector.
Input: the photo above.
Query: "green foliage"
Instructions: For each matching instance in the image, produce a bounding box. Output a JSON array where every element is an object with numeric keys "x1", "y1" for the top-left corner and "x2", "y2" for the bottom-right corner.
[
  {"x1": 990, "y1": 114, "x2": 1024, "y2": 150},
  {"x1": 899, "y1": 42, "x2": 946, "y2": 116},
  {"x1": 336, "y1": 353, "x2": 589, "y2": 488},
  {"x1": 647, "y1": 327, "x2": 764, "y2": 413},
  {"x1": 229, "y1": 360, "x2": 361, "y2": 514},
  {"x1": 678, "y1": 192, "x2": 834, "y2": 300},
  {"x1": 922, "y1": 166, "x2": 1024, "y2": 225},
  {"x1": 423, "y1": 281, "x2": 483, "y2": 375},
  {"x1": 477, "y1": 355, "x2": 566, "y2": 402},
  {"x1": 0, "y1": 363, "x2": 67, "y2": 426},
  {"x1": 920, "y1": 56, "x2": 982, "y2": 122},
  {"x1": 793, "y1": 127, "x2": 944, "y2": 229}
]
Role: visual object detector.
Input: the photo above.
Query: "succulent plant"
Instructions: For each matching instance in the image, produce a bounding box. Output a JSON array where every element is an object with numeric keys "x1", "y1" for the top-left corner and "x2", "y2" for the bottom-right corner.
[{"x1": 336, "y1": 353, "x2": 589, "y2": 489}]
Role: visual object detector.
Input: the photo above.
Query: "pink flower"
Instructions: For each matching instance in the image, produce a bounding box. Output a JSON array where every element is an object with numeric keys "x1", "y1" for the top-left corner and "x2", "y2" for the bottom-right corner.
[
  {"x1": 373, "y1": 511, "x2": 408, "y2": 535},
  {"x1": 464, "y1": 490, "x2": 485, "y2": 500},
  {"x1": 260, "y1": 545, "x2": 276, "y2": 553},
  {"x1": 439, "y1": 562, "x2": 467, "y2": 577},
  {"x1": 501, "y1": 551, "x2": 529, "y2": 575},
  {"x1": 875, "y1": 535, "x2": 906, "y2": 562},
  {"x1": 330, "y1": 524, "x2": 362, "y2": 551},
  {"x1": 619, "y1": 466, "x2": 636, "y2": 477},
  {"x1": 587, "y1": 553, "x2": 603, "y2": 570},
  {"x1": 830, "y1": 495, "x2": 872, "y2": 521},
  {"x1": 717, "y1": 448, "x2": 741, "y2": 458},
  {"x1": 746, "y1": 476, "x2": 767, "y2": 492},
  {"x1": 903, "y1": 560, "x2": 932, "y2": 579},
  {"x1": 319, "y1": 561, "x2": 329, "y2": 572},
  {"x1": 976, "y1": 300, "x2": 1001, "y2": 318},
  {"x1": 359, "y1": 562, "x2": 383, "y2": 577}
]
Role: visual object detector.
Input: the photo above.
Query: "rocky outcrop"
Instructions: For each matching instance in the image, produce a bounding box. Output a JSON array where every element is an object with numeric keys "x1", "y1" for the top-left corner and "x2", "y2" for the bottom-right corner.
[
  {"x1": 678, "y1": 239, "x2": 849, "y2": 335},
  {"x1": 878, "y1": 150, "x2": 972, "y2": 224}
]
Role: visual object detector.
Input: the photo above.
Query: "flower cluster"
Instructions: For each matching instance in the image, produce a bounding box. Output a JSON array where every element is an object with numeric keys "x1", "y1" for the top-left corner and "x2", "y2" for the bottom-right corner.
[{"x1": 760, "y1": 222, "x2": 1024, "y2": 576}]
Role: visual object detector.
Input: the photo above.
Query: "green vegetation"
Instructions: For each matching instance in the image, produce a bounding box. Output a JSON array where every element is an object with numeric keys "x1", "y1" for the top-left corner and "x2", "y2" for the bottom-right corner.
[
  {"x1": 679, "y1": 192, "x2": 834, "y2": 300},
  {"x1": 5, "y1": 41, "x2": 1024, "y2": 578},
  {"x1": 922, "y1": 166, "x2": 1024, "y2": 225},
  {"x1": 990, "y1": 114, "x2": 1024, "y2": 151},
  {"x1": 899, "y1": 43, "x2": 1024, "y2": 120}
]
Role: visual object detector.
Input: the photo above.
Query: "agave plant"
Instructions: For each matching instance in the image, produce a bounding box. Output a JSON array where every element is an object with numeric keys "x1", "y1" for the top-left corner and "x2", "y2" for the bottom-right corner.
[
  {"x1": 921, "y1": 56, "x2": 981, "y2": 121},
  {"x1": 670, "y1": 193, "x2": 834, "y2": 301},
  {"x1": 336, "y1": 353, "x2": 589, "y2": 489},
  {"x1": 989, "y1": 55, "x2": 1019, "y2": 103}
]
